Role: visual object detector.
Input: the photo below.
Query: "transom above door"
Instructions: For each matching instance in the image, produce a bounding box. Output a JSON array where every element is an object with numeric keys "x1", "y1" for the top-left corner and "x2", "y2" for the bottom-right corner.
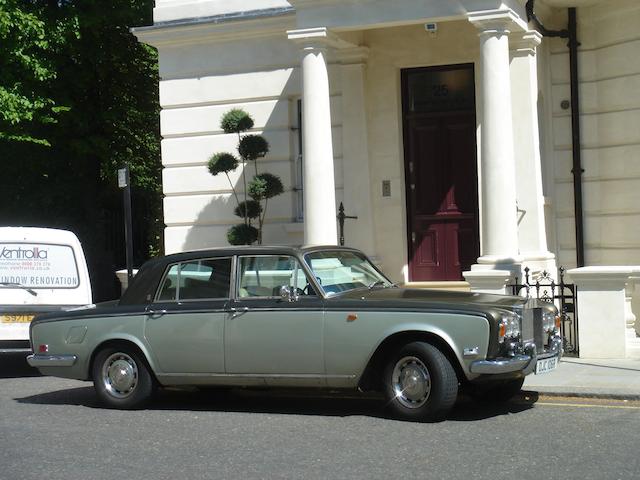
[{"x1": 402, "y1": 64, "x2": 480, "y2": 281}]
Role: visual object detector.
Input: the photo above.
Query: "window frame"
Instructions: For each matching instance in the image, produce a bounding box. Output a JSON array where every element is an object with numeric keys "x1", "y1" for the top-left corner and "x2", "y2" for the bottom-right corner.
[
  {"x1": 153, "y1": 256, "x2": 234, "y2": 303},
  {"x1": 235, "y1": 254, "x2": 315, "y2": 300}
]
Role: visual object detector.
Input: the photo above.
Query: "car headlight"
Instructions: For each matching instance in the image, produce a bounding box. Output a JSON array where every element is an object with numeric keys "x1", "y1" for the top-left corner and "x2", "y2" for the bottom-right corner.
[
  {"x1": 498, "y1": 311, "x2": 521, "y2": 342},
  {"x1": 542, "y1": 308, "x2": 560, "y2": 333}
]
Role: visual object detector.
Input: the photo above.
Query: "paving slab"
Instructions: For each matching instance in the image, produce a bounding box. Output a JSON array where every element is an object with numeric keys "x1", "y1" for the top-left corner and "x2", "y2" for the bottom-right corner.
[{"x1": 523, "y1": 357, "x2": 640, "y2": 399}]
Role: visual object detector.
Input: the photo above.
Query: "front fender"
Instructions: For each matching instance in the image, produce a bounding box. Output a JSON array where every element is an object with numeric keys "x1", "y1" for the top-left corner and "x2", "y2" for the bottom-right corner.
[
  {"x1": 364, "y1": 316, "x2": 490, "y2": 381},
  {"x1": 324, "y1": 310, "x2": 491, "y2": 383}
]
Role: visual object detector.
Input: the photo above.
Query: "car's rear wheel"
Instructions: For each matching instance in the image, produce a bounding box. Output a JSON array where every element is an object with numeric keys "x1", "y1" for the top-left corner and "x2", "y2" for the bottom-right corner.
[
  {"x1": 92, "y1": 346, "x2": 155, "y2": 409},
  {"x1": 383, "y1": 342, "x2": 458, "y2": 422}
]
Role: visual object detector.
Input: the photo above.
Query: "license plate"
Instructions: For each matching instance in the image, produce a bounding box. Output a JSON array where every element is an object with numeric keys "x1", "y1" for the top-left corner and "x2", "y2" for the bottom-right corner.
[
  {"x1": 0, "y1": 314, "x2": 35, "y2": 324},
  {"x1": 535, "y1": 356, "x2": 558, "y2": 375}
]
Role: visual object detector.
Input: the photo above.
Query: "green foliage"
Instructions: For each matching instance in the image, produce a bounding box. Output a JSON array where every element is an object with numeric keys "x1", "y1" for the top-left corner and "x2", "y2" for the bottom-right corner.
[
  {"x1": 0, "y1": 0, "x2": 162, "y2": 301},
  {"x1": 207, "y1": 108, "x2": 282, "y2": 245},
  {"x1": 227, "y1": 223, "x2": 259, "y2": 245},
  {"x1": 208, "y1": 152, "x2": 239, "y2": 176},
  {"x1": 220, "y1": 108, "x2": 254, "y2": 134},
  {"x1": 248, "y1": 173, "x2": 284, "y2": 200},
  {"x1": 238, "y1": 134, "x2": 269, "y2": 161},
  {"x1": 234, "y1": 200, "x2": 262, "y2": 219},
  {"x1": 0, "y1": 0, "x2": 77, "y2": 144}
]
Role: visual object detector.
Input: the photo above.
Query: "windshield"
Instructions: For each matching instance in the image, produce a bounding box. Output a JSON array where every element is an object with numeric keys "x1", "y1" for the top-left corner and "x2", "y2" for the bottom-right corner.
[{"x1": 304, "y1": 250, "x2": 393, "y2": 296}]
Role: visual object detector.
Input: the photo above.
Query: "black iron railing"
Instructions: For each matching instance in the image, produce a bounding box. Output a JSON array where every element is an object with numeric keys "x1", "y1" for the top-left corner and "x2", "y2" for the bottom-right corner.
[{"x1": 510, "y1": 266, "x2": 579, "y2": 356}]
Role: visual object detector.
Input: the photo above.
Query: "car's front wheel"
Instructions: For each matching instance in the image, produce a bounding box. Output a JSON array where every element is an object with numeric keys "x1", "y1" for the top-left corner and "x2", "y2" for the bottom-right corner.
[
  {"x1": 383, "y1": 342, "x2": 458, "y2": 422},
  {"x1": 92, "y1": 345, "x2": 155, "y2": 409}
]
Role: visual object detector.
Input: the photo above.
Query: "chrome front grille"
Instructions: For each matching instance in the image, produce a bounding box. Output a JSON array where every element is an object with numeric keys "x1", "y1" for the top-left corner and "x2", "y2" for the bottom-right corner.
[{"x1": 521, "y1": 307, "x2": 545, "y2": 353}]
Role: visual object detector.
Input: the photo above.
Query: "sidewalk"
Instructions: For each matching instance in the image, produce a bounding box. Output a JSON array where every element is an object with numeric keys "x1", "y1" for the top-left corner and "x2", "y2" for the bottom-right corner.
[{"x1": 523, "y1": 356, "x2": 640, "y2": 399}]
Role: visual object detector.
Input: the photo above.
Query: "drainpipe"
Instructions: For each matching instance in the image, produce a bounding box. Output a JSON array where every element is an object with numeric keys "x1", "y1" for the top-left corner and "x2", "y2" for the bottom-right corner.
[{"x1": 526, "y1": 1, "x2": 585, "y2": 267}]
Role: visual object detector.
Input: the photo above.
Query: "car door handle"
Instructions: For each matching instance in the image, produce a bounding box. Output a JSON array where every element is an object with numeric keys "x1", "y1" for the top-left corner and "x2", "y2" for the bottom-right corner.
[
  {"x1": 146, "y1": 309, "x2": 167, "y2": 318},
  {"x1": 229, "y1": 306, "x2": 249, "y2": 318}
]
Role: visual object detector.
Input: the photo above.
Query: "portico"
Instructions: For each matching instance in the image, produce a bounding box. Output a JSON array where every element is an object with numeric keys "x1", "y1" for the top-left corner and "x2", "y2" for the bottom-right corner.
[{"x1": 280, "y1": 2, "x2": 554, "y2": 290}]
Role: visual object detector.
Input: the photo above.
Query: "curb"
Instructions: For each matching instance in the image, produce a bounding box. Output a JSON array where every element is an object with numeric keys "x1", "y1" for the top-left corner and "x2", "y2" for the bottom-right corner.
[{"x1": 522, "y1": 389, "x2": 640, "y2": 401}]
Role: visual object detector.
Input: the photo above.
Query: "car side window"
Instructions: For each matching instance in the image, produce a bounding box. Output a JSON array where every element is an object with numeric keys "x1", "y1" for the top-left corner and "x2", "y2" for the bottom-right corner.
[
  {"x1": 156, "y1": 258, "x2": 232, "y2": 301},
  {"x1": 237, "y1": 255, "x2": 316, "y2": 298}
]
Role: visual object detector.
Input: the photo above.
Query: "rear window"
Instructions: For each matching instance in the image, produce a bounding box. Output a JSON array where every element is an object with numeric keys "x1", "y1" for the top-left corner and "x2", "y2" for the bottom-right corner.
[{"x1": 0, "y1": 243, "x2": 79, "y2": 289}]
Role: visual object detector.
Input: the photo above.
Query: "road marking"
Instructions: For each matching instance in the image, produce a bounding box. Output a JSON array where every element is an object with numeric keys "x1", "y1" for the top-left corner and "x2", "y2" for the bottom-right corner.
[{"x1": 537, "y1": 401, "x2": 640, "y2": 410}]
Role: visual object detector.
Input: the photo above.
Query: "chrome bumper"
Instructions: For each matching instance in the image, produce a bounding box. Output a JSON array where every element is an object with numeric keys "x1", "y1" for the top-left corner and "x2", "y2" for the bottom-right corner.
[
  {"x1": 27, "y1": 354, "x2": 77, "y2": 368},
  {"x1": 470, "y1": 335, "x2": 563, "y2": 375}
]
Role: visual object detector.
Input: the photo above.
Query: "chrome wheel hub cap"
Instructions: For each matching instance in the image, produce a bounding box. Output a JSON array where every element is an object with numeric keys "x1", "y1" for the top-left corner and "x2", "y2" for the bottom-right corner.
[
  {"x1": 392, "y1": 356, "x2": 431, "y2": 409},
  {"x1": 102, "y1": 353, "x2": 138, "y2": 399}
]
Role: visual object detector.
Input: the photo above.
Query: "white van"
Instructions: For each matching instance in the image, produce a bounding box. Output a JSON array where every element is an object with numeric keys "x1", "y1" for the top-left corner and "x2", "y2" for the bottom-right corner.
[{"x1": 0, "y1": 227, "x2": 92, "y2": 352}]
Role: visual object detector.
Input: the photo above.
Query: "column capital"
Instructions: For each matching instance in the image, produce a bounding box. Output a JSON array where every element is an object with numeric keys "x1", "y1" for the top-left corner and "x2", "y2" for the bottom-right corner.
[
  {"x1": 467, "y1": 8, "x2": 527, "y2": 35},
  {"x1": 510, "y1": 30, "x2": 543, "y2": 56},
  {"x1": 287, "y1": 27, "x2": 354, "y2": 50}
]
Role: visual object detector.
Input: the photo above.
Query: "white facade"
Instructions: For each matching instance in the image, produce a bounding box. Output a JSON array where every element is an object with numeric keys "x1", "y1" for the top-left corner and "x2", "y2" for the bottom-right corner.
[{"x1": 133, "y1": 0, "x2": 640, "y2": 289}]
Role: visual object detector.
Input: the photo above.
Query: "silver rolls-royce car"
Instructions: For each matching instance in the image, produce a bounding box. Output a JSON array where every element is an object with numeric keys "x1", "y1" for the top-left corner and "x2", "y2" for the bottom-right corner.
[{"x1": 27, "y1": 246, "x2": 562, "y2": 421}]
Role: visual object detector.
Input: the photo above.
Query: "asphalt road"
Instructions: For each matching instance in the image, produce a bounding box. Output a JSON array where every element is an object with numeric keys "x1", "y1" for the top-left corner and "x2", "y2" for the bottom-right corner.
[{"x1": 1, "y1": 353, "x2": 639, "y2": 480}]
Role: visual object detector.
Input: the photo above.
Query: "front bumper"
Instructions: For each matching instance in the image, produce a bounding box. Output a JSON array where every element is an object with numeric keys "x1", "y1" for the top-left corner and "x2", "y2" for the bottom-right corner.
[
  {"x1": 469, "y1": 335, "x2": 562, "y2": 375},
  {"x1": 26, "y1": 354, "x2": 77, "y2": 368}
]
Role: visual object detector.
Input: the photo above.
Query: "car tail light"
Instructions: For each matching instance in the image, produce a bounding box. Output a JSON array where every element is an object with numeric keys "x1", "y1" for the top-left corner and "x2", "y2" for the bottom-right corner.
[{"x1": 38, "y1": 344, "x2": 49, "y2": 353}]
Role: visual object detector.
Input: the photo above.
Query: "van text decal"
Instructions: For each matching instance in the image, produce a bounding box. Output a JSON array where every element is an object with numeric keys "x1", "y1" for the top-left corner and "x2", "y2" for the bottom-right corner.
[{"x1": 0, "y1": 246, "x2": 48, "y2": 260}]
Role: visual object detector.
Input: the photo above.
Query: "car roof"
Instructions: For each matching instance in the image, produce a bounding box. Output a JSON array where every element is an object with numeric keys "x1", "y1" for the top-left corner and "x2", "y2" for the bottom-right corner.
[
  {"x1": 119, "y1": 245, "x2": 364, "y2": 305},
  {"x1": 151, "y1": 244, "x2": 360, "y2": 264}
]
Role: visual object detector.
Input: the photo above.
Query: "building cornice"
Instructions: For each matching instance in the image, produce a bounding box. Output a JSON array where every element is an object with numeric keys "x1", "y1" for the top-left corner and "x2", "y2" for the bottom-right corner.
[{"x1": 132, "y1": 7, "x2": 296, "y2": 48}]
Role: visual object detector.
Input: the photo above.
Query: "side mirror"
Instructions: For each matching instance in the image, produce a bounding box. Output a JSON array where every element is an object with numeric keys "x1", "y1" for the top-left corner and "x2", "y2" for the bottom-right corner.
[{"x1": 279, "y1": 285, "x2": 299, "y2": 303}]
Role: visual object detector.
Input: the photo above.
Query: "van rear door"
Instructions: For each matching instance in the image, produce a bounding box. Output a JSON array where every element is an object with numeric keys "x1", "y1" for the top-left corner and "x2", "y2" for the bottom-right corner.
[{"x1": 0, "y1": 227, "x2": 92, "y2": 352}]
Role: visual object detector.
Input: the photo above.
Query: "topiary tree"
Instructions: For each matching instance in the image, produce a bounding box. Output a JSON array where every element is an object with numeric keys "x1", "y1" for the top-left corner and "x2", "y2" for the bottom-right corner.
[{"x1": 207, "y1": 109, "x2": 283, "y2": 245}]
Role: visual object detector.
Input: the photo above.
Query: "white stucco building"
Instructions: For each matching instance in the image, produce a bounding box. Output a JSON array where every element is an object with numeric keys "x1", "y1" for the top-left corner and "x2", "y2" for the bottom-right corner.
[{"x1": 134, "y1": 0, "x2": 640, "y2": 356}]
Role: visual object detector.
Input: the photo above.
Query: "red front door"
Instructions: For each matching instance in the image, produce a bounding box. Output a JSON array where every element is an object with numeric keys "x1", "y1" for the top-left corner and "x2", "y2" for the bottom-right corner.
[{"x1": 402, "y1": 65, "x2": 479, "y2": 281}]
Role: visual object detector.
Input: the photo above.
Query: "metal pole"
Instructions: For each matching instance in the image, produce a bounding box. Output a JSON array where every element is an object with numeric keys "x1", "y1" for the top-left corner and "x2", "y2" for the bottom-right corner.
[
  {"x1": 123, "y1": 165, "x2": 134, "y2": 282},
  {"x1": 338, "y1": 202, "x2": 345, "y2": 246},
  {"x1": 336, "y1": 202, "x2": 358, "y2": 247},
  {"x1": 568, "y1": 8, "x2": 585, "y2": 267}
]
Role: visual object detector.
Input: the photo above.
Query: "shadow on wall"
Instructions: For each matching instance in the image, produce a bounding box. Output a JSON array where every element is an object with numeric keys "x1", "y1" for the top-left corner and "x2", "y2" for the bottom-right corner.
[
  {"x1": 181, "y1": 194, "x2": 237, "y2": 251},
  {"x1": 182, "y1": 73, "x2": 300, "y2": 251}
]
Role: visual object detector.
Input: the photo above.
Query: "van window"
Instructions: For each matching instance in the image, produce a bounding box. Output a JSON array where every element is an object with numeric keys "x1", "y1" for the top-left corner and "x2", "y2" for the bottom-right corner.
[{"x1": 0, "y1": 243, "x2": 80, "y2": 289}]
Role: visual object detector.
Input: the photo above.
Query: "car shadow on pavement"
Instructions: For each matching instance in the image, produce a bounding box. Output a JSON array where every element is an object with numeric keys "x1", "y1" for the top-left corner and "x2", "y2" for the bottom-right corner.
[
  {"x1": 16, "y1": 385, "x2": 101, "y2": 407},
  {"x1": 16, "y1": 385, "x2": 538, "y2": 422}
]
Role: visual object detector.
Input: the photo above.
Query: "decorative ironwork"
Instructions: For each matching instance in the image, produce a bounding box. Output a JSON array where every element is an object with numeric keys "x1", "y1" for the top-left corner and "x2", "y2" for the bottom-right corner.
[
  {"x1": 336, "y1": 202, "x2": 358, "y2": 247},
  {"x1": 510, "y1": 266, "x2": 579, "y2": 356}
]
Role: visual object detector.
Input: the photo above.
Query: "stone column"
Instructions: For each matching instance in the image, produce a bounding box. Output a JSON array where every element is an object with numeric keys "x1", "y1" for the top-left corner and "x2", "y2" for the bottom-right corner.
[
  {"x1": 510, "y1": 31, "x2": 557, "y2": 276},
  {"x1": 288, "y1": 27, "x2": 338, "y2": 245},
  {"x1": 464, "y1": 10, "x2": 523, "y2": 293},
  {"x1": 471, "y1": 13, "x2": 520, "y2": 261}
]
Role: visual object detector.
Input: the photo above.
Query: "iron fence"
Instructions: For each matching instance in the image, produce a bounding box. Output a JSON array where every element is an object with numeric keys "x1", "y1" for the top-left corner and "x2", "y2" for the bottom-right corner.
[{"x1": 509, "y1": 266, "x2": 579, "y2": 356}]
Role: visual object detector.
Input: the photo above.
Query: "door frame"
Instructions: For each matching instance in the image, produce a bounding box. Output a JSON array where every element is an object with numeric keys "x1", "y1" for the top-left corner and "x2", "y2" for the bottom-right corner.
[{"x1": 400, "y1": 63, "x2": 479, "y2": 282}]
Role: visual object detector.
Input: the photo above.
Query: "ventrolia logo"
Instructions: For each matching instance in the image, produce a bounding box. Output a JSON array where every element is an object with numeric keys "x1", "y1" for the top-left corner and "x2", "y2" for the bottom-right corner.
[{"x1": 0, "y1": 246, "x2": 49, "y2": 260}]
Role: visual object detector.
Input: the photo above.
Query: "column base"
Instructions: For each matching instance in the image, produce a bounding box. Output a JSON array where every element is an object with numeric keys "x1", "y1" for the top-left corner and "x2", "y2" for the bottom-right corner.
[{"x1": 463, "y1": 268, "x2": 514, "y2": 295}]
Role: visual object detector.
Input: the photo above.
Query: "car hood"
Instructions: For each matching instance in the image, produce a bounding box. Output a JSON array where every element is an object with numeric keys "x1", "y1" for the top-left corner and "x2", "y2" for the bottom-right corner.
[{"x1": 332, "y1": 287, "x2": 527, "y2": 311}]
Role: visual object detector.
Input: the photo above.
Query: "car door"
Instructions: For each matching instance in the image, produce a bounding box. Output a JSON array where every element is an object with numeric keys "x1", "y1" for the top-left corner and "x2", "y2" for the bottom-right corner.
[
  {"x1": 224, "y1": 254, "x2": 325, "y2": 385},
  {"x1": 143, "y1": 257, "x2": 231, "y2": 375}
]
